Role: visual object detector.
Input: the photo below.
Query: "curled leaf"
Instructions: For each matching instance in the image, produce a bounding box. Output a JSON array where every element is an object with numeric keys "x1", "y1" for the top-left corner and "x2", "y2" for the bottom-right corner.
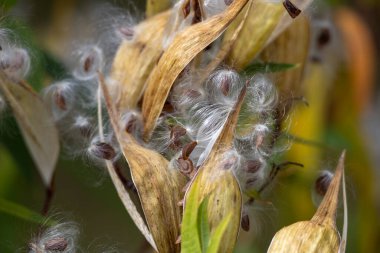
[
  {"x1": 0, "y1": 73, "x2": 59, "y2": 187},
  {"x1": 142, "y1": 0, "x2": 249, "y2": 140}
]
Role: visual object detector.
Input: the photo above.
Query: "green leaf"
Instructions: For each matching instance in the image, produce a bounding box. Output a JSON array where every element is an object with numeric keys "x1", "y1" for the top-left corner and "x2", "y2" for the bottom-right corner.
[
  {"x1": 206, "y1": 212, "x2": 233, "y2": 253},
  {"x1": 198, "y1": 196, "x2": 210, "y2": 253},
  {"x1": 243, "y1": 62, "x2": 298, "y2": 75},
  {"x1": 0, "y1": 198, "x2": 55, "y2": 226},
  {"x1": 181, "y1": 178, "x2": 202, "y2": 253}
]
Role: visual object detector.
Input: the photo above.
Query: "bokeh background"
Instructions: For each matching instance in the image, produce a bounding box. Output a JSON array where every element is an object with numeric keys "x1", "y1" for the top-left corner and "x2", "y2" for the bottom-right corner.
[{"x1": 0, "y1": 0, "x2": 379, "y2": 252}]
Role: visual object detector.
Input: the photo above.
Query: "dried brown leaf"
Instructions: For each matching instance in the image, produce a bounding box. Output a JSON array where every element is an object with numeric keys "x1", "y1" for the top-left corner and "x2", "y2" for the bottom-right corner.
[
  {"x1": 0, "y1": 73, "x2": 59, "y2": 187},
  {"x1": 141, "y1": 0, "x2": 249, "y2": 140},
  {"x1": 99, "y1": 75, "x2": 186, "y2": 253},
  {"x1": 110, "y1": 11, "x2": 170, "y2": 110},
  {"x1": 183, "y1": 85, "x2": 247, "y2": 253}
]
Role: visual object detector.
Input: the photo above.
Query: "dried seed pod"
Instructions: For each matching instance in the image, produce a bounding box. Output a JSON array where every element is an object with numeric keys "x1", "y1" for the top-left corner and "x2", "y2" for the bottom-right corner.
[
  {"x1": 267, "y1": 151, "x2": 346, "y2": 253},
  {"x1": 99, "y1": 77, "x2": 186, "y2": 253},
  {"x1": 182, "y1": 85, "x2": 247, "y2": 253},
  {"x1": 142, "y1": 0, "x2": 250, "y2": 140}
]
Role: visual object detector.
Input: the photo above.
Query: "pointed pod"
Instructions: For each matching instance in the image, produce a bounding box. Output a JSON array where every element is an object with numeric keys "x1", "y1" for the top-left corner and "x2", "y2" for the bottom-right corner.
[
  {"x1": 267, "y1": 151, "x2": 346, "y2": 253},
  {"x1": 182, "y1": 85, "x2": 247, "y2": 253}
]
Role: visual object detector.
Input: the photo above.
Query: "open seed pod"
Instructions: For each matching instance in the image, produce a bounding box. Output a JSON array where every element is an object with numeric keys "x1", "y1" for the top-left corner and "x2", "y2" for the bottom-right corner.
[
  {"x1": 182, "y1": 85, "x2": 247, "y2": 253},
  {"x1": 111, "y1": 10, "x2": 170, "y2": 110},
  {"x1": 99, "y1": 76, "x2": 186, "y2": 253},
  {"x1": 267, "y1": 151, "x2": 346, "y2": 253}
]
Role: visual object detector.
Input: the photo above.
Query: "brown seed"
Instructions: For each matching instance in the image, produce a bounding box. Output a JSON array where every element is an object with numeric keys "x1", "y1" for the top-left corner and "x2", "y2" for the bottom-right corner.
[
  {"x1": 119, "y1": 26, "x2": 135, "y2": 40},
  {"x1": 283, "y1": 0, "x2": 301, "y2": 19},
  {"x1": 245, "y1": 160, "x2": 261, "y2": 173},
  {"x1": 177, "y1": 158, "x2": 194, "y2": 176},
  {"x1": 44, "y1": 237, "x2": 68, "y2": 251},
  {"x1": 241, "y1": 214, "x2": 250, "y2": 231},
  {"x1": 170, "y1": 126, "x2": 187, "y2": 149},
  {"x1": 125, "y1": 115, "x2": 138, "y2": 133},
  {"x1": 220, "y1": 76, "x2": 231, "y2": 96},
  {"x1": 91, "y1": 142, "x2": 116, "y2": 160},
  {"x1": 184, "y1": 88, "x2": 202, "y2": 99},
  {"x1": 83, "y1": 55, "x2": 95, "y2": 73},
  {"x1": 315, "y1": 170, "x2": 333, "y2": 196},
  {"x1": 317, "y1": 27, "x2": 331, "y2": 49},
  {"x1": 182, "y1": 141, "x2": 197, "y2": 160},
  {"x1": 53, "y1": 89, "x2": 67, "y2": 111},
  {"x1": 192, "y1": 0, "x2": 203, "y2": 24}
]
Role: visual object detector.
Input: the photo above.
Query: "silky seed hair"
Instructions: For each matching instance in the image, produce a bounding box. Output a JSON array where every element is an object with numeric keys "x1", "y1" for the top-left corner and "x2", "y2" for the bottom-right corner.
[
  {"x1": 72, "y1": 45, "x2": 104, "y2": 81},
  {"x1": 245, "y1": 74, "x2": 277, "y2": 115},
  {"x1": 312, "y1": 169, "x2": 333, "y2": 206},
  {"x1": 29, "y1": 222, "x2": 79, "y2": 253},
  {"x1": 0, "y1": 45, "x2": 30, "y2": 80}
]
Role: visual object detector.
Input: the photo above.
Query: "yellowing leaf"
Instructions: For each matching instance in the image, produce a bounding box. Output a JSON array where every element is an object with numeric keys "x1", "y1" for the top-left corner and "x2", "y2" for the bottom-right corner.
[
  {"x1": 0, "y1": 73, "x2": 59, "y2": 187},
  {"x1": 110, "y1": 10, "x2": 170, "y2": 110},
  {"x1": 141, "y1": 0, "x2": 249, "y2": 140}
]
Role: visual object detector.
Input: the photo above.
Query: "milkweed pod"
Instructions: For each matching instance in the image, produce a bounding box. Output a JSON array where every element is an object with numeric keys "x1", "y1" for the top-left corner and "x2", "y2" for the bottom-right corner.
[{"x1": 267, "y1": 151, "x2": 346, "y2": 253}]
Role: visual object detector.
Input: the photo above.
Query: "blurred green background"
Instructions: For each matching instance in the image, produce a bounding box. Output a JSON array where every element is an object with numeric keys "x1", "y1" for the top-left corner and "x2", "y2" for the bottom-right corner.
[{"x1": 0, "y1": 0, "x2": 379, "y2": 252}]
